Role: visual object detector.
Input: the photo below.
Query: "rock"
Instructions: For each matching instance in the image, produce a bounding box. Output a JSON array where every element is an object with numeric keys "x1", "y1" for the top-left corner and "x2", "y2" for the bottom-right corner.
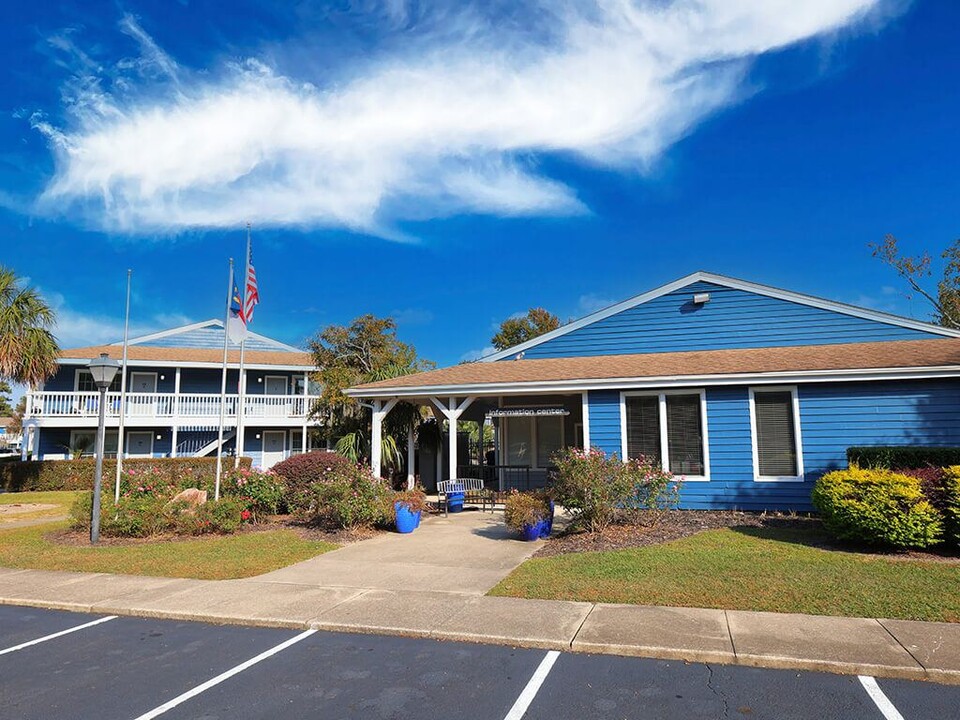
[{"x1": 171, "y1": 488, "x2": 207, "y2": 506}]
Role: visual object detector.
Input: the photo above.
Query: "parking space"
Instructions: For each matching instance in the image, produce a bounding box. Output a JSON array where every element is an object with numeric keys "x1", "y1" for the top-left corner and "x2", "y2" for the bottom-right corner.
[{"x1": 0, "y1": 605, "x2": 957, "y2": 719}]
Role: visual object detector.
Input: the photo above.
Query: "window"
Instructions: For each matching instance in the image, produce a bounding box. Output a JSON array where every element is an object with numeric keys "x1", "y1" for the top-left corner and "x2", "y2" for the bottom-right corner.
[
  {"x1": 75, "y1": 370, "x2": 121, "y2": 393},
  {"x1": 622, "y1": 391, "x2": 709, "y2": 479},
  {"x1": 504, "y1": 414, "x2": 565, "y2": 468},
  {"x1": 751, "y1": 388, "x2": 803, "y2": 480},
  {"x1": 69, "y1": 430, "x2": 118, "y2": 458}
]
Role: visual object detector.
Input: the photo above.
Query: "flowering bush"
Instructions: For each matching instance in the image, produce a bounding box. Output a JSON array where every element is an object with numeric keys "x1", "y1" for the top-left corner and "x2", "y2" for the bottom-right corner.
[
  {"x1": 271, "y1": 451, "x2": 357, "y2": 512},
  {"x1": 297, "y1": 462, "x2": 391, "y2": 530},
  {"x1": 392, "y1": 489, "x2": 427, "y2": 515},
  {"x1": 221, "y1": 467, "x2": 285, "y2": 523},
  {"x1": 70, "y1": 493, "x2": 243, "y2": 537},
  {"x1": 550, "y1": 447, "x2": 679, "y2": 533}
]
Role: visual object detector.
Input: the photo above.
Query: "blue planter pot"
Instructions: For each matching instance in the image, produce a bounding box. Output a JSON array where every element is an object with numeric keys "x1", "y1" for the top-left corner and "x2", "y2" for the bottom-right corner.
[
  {"x1": 447, "y1": 491, "x2": 465, "y2": 513},
  {"x1": 520, "y1": 523, "x2": 542, "y2": 541},
  {"x1": 539, "y1": 501, "x2": 555, "y2": 538},
  {"x1": 395, "y1": 502, "x2": 421, "y2": 534}
]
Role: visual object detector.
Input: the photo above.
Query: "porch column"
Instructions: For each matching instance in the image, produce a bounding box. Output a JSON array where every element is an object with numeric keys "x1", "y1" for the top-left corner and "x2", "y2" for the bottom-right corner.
[
  {"x1": 581, "y1": 391, "x2": 591, "y2": 450},
  {"x1": 406, "y1": 426, "x2": 415, "y2": 490},
  {"x1": 430, "y1": 396, "x2": 475, "y2": 481},
  {"x1": 171, "y1": 367, "x2": 181, "y2": 458},
  {"x1": 32, "y1": 427, "x2": 40, "y2": 460},
  {"x1": 20, "y1": 423, "x2": 30, "y2": 461},
  {"x1": 301, "y1": 372, "x2": 308, "y2": 456},
  {"x1": 370, "y1": 398, "x2": 399, "y2": 479}
]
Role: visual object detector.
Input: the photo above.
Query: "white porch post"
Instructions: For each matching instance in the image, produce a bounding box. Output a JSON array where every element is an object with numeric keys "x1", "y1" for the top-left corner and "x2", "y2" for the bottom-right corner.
[
  {"x1": 171, "y1": 367, "x2": 181, "y2": 458},
  {"x1": 370, "y1": 398, "x2": 399, "y2": 479},
  {"x1": 581, "y1": 391, "x2": 591, "y2": 450},
  {"x1": 406, "y1": 426, "x2": 415, "y2": 490},
  {"x1": 32, "y1": 427, "x2": 40, "y2": 460},
  {"x1": 430, "y1": 396, "x2": 476, "y2": 482},
  {"x1": 301, "y1": 371, "x2": 308, "y2": 455}
]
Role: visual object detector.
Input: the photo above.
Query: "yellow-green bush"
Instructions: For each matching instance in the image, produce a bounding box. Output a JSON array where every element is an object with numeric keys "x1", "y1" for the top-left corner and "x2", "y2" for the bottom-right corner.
[
  {"x1": 812, "y1": 466, "x2": 943, "y2": 549},
  {"x1": 944, "y1": 466, "x2": 960, "y2": 546}
]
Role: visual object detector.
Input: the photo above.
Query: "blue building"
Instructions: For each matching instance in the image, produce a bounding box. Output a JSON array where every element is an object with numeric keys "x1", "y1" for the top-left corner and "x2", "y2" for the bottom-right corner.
[
  {"x1": 21, "y1": 320, "x2": 319, "y2": 469},
  {"x1": 348, "y1": 272, "x2": 960, "y2": 510}
]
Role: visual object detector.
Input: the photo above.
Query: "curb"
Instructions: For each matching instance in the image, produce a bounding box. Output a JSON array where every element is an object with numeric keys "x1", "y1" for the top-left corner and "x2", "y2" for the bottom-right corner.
[{"x1": 2, "y1": 595, "x2": 957, "y2": 686}]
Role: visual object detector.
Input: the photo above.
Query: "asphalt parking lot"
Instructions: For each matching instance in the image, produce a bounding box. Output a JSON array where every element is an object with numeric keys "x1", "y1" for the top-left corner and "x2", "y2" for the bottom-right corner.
[{"x1": 1, "y1": 605, "x2": 958, "y2": 720}]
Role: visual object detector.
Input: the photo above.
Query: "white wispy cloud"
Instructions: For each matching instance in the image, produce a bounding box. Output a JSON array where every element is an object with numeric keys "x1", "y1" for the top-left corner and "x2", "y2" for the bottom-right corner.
[
  {"x1": 34, "y1": 1, "x2": 884, "y2": 236},
  {"x1": 460, "y1": 345, "x2": 496, "y2": 362}
]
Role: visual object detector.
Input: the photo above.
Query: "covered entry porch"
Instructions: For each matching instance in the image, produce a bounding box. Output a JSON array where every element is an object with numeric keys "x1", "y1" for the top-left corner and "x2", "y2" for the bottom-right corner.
[{"x1": 361, "y1": 393, "x2": 588, "y2": 491}]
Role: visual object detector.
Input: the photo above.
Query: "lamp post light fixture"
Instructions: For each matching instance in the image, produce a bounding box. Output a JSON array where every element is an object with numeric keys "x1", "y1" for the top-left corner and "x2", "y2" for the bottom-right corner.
[{"x1": 88, "y1": 352, "x2": 120, "y2": 544}]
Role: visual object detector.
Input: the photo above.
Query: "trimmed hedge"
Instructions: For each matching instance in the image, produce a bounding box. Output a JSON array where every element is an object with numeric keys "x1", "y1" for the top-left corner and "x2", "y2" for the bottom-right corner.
[
  {"x1": 848, "y1": 446, "x2": 960, "y2": 470},
  {"x1": 812, "y1": 466, "x2": 943, "y2": 549},
  {"x1": 0, "y1": 456, "x2": 252, "y2": 493},
  {"x1": 271, "y1": 451, "x2": 355, "y2": 511}
]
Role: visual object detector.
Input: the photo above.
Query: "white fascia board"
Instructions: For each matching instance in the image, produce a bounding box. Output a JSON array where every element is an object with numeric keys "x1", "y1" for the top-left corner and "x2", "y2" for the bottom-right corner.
[
  {"x1": 344, "y1": 365, "x2": 960, "y2": 399},
  {"x1": 479, "y1": 271, "x2": 960, "y2": 363},
  {"x1": 56, "y1": 357, "x2": 314, "y2": 371}
]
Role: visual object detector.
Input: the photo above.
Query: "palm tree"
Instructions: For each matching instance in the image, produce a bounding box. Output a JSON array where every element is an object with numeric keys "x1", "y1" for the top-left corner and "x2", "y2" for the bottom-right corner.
[{"x1": 0, "y1": 267, "x2": 59, "y2": 387}]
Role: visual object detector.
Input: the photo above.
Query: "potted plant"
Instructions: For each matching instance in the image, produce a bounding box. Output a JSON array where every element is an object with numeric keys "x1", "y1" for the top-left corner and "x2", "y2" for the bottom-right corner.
[
  {"x1": 504, "y1": 491, "x2": 554, "y2": 541},
  {"x1": 393, "y1": 489, "x2": 427, "y2": 533}
]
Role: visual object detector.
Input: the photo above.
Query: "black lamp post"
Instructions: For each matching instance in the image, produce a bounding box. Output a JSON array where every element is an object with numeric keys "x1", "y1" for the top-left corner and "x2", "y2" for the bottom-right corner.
[{"x1": 87, "y1": 353, "x2": 120, "y2": 544}]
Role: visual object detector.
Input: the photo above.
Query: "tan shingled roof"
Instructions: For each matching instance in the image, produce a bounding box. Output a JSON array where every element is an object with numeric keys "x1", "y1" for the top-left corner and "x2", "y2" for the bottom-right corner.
[
  {"x1": 351, "y1": 338, "x2": 960, "y2": 393},
  {"x1": 59, "y1": 345, "x2": 314, "y2": 368}
]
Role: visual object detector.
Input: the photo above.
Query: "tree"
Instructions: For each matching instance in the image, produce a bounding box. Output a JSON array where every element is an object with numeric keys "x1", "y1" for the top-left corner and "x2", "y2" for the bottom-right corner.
[
  {"x1": 8, "y1": 396, "x2": 25, "y2": 436},
  {"x1": 0, "y1": 267, "x2": 60, "y2": 386},
  {"x1": 491, "y1": 308, "x2": 561, "y2": 351},
  {"x1": 309, "y1": 314, "x2": 434, "y2": 474},
  {"x1": 0, "y1": 380, "x2": 13, "y2": 416},
  {"x1": 871, "y1": 235, "x2": 960, "y2": 329}
]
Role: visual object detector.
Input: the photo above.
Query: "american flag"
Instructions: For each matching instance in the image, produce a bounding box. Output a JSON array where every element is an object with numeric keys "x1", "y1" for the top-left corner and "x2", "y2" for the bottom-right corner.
[{"x1": 243, "y1": 244, "x2": 260, "y2": 324}]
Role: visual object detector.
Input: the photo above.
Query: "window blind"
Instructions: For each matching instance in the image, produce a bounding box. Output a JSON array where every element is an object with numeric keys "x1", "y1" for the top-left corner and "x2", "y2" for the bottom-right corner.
[
  {"x1": 665, "y1": 394, "x2": 704, "y2": 475},
  {"x1": 625, "y1": 396, "x2": 661, "y2": 463},
  {"x1": 754, "y1": 390, "x2": 798, "y2": 477}
]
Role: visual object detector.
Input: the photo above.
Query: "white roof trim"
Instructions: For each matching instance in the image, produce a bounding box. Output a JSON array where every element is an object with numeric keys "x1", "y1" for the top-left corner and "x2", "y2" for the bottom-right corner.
[
  {"x1": 346, "y1": 365, "x2": 960, "y2": 399},
  {"x1": 479, "y1": 271, "x2": 960, "y2": 362},
  {"x1": 119, "y1": 318, "x2": 303, "y2": 353},
  {"x1": 57, "y1": 357, "x2": 314, "y2": 371}
]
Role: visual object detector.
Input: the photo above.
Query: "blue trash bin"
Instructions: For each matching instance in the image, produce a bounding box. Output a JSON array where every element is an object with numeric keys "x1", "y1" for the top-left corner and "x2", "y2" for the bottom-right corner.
[{"x1": 447, "y1": 491, "x2": 465, "y2": 513}]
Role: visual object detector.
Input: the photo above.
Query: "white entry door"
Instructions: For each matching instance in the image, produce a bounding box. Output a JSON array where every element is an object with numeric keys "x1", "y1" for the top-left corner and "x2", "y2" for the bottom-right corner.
[
  {"x1": 261, "y1": 431, "x2": 286, "y2": 469},
  {"x1": 130, "y1": 372, "x2": 158, "y2": 392},
  {"x1": 264, "y1": 376, "x2": 288, "y2": 417},
  {"x1": 126, "y1": 431, "x2": 154, "y2": 458},
  {"x1": 129, "y1": 373, "x2": 158, "y2": 416}
]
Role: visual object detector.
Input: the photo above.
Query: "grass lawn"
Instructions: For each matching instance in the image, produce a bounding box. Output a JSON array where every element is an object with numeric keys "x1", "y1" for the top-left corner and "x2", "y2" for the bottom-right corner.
[
  {"x1": 0, "y1": 491, "x2": 337, "y2": 580},
  {"x1": 490, "y1": 525, "x2": 960, "y2": 622}
]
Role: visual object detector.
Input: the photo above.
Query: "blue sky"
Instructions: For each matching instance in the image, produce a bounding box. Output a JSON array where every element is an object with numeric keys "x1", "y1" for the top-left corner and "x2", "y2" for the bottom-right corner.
[{"x1": 2, "y1": 0, "x2": 958, "y2": 378}]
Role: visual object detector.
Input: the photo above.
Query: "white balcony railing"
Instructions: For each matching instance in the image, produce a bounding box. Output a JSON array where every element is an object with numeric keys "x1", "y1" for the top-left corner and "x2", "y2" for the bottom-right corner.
[{"x1": 26, "y1": 392, "x2": 317, "y2": 420}]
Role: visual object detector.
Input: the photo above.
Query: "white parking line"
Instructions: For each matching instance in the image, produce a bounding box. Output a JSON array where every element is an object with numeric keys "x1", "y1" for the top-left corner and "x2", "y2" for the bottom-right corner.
[
  {"x1": 858, "y1": 676, "x2": 906, "y2": 720},
  {"x1": 0, "y1": 615, "x2": 117, "y2": 656},
  {"x1": 132, "y1": 628, "x2": 317, "y2": 720},
  {"x1": 503, "y1": 650, "x2": 561, "y2": 720}
]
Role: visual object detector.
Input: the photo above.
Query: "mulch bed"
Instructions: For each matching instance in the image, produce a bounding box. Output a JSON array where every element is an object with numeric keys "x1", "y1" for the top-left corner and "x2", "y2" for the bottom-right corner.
[
  {"x1": 537, "y1": 510, "x2": 960, "y2": 562},
  {"x1": 47, "y1": 515, "x2": 384, "y2": 548}
]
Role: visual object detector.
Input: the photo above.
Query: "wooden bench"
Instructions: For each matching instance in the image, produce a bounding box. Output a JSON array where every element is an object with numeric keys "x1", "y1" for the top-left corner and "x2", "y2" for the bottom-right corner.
[{"x1": 436, "y1": 478, "x2": 495, "y2": 515}]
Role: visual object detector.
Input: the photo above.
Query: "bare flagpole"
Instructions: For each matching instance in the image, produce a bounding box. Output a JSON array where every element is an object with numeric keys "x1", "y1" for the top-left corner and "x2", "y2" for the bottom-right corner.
[
  {"x1": 114, "y1": 269, "x2": 132, "y2": 503},
  {"x1": 235, "y1": 223, "x2": 251, "y2": 469},
  {"x1": 215, "y1": 258, "x2": 234, "y2": 501}
]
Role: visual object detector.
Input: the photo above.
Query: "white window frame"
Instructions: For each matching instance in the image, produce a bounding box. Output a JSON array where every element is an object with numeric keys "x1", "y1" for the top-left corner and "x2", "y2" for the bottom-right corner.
[
  {"x1": 69, "y1": 429, "x2": 119, "y2": 458},
  {"x1": 620, "y1": 389, "x2": 711, "y2": 482},
  {"x1": 748, "y1": 385, "x2": 804, "y2": 482},
  {"x1": 74, "y1": 369, "x2": 122, "y2": 392},
  {"x1": 500, "y1": 406, "x2": 566, "y2": 470}
]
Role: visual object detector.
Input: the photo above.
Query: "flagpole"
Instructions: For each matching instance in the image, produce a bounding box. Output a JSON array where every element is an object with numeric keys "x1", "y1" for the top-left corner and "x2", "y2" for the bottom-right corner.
[
  {"x1": 235, "y1": 224, "x2": 251, "y2": 469},
  {"x1": 114, "y1": 269, "x2": 132, "y2": 503},
  {"x1": 215, "y1": 258, "x2": 234, "y2": 501}
]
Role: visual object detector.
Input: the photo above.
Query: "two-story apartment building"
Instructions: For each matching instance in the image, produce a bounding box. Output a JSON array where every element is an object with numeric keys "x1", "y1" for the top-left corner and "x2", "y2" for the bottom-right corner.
[{"x1": 20, "y1": 320, "x2": 319, "y2": 468}]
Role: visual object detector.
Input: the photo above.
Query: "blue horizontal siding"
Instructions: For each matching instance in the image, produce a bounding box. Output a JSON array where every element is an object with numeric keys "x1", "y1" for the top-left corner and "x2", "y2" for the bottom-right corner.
[
  {"x1": 583, "y1": 379, "x2": 960, "y2": 512},
  {"x1": 137, "y1": 325, "x2": 293, "y2": 352},
  {"x1": 518, "y1": 281, "x2": 940, "y2": 359}
]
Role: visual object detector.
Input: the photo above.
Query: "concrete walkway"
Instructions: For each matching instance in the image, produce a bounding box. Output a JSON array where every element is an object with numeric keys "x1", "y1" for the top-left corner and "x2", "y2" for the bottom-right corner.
[{"x1": 0, "y1": 510, "x2": 958, "y2": 685}]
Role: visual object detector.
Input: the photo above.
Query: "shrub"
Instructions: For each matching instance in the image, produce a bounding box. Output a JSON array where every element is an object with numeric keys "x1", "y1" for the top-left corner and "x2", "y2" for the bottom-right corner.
[
  {"x1": 944, "y1": 466, "x2": 960, "y2": 546},
  {"x1": 0, "y1": 456, "x2": 252, "y2": 493},
  {"x1": 298, "y1": 463, "x2": 390, "y2": 530},
  {"x1": 192, "y1": 498, "x2": 243, "y2": 534},
  {"x1": 271, "y1": 451, "x2": 355, "y2": 510},
  {"x1": 220, "y1": 467, "x2": 285, "y2": 523},
  {"x1": 504, "y1": 491, "x2": 552, "y2": 533},
  {"x1": 847, "y1": 446, "x2": 960, "y2": 470},
  {"x1": 812, "y1": 466, "x2": 944, "y2": 549},
  {"x1": 550, "y1": 447, "x2": 679, "y2": 533},
  {"x1": 70, "y1": 492, "x2": 244, "y2": 537}
]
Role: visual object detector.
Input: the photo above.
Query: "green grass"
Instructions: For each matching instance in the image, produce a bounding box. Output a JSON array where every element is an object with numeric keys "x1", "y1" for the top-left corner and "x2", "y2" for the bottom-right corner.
[
  {"x1": 490, "y1": 526, "x2": 960, "y2": 622},
  {"x1": 0, "y1": 490, "x2": 82, "y2": 523},
  {"x1": 0, "y1": 491, "x2": 337, "y2": 580},
  {"x1": 0, "y1": 522, "x2": 337, "y2": 580}
]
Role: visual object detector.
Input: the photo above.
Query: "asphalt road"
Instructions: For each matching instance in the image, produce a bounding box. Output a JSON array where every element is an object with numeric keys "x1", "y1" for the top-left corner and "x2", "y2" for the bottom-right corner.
[{"x1": 0, "y1": 605, "x2": 957, "y2": 719}]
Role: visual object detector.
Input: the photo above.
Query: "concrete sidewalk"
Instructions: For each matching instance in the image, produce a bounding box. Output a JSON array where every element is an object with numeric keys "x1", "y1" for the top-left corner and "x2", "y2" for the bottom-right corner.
[{"x1": 0, "y1": 563, "x2": 958, "y2": 685}]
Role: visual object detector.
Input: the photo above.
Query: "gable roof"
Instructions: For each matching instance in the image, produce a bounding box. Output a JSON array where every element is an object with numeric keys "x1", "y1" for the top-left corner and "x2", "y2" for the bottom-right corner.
[
  {"x1": 125, "y1": 319, "x2": 302, "y2": 353},
  {"x1": 348, "y1": 338, "x2": 960, "y2": 397},
  {"x1": 479, "y1": 271, "x2": 960, "y2": 362}
]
